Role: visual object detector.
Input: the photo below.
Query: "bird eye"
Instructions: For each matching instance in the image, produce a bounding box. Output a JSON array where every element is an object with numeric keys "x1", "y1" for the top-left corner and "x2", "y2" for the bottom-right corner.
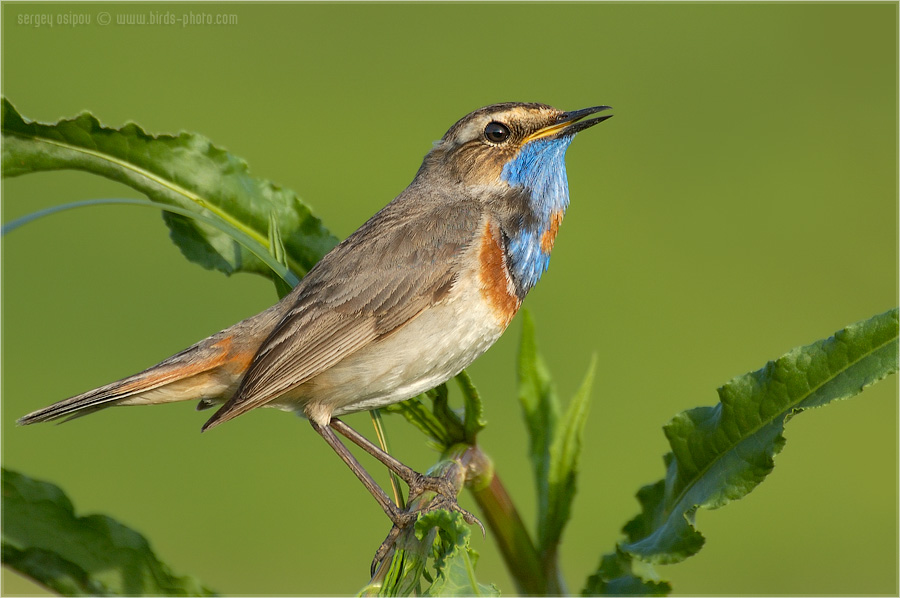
[{"x1": 484, "y1": 121, "x2": 511, "y2": 143}]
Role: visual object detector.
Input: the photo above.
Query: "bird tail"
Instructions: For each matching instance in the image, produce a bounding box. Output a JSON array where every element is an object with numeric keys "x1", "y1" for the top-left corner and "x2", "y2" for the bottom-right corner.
[{"x1": 17, "y1": 305, "x2": 284, "y2": 426}]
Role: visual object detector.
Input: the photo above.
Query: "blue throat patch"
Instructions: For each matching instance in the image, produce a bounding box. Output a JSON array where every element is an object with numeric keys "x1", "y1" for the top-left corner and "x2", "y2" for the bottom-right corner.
[{"x1": 500, "y1": 135, "x2": 574, "y2": 295}]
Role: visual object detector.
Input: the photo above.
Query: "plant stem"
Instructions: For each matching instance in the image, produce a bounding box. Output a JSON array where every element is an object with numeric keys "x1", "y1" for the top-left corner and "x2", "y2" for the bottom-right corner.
[{"x1": 461, "y1": 446, "x2": 563, "y2": 595}]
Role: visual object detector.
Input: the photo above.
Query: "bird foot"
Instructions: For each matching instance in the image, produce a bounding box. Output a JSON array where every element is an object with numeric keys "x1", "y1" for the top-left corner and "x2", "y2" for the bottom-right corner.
[
  {"x1": 370, "y1": 473, "x2": 484, "y2": 573},
  {"x1": 418, "y1": 490, "x2": 484, "y2": 534},
  {"x1": 406, "y1": 472, "x2": 483, "y2": 533}
]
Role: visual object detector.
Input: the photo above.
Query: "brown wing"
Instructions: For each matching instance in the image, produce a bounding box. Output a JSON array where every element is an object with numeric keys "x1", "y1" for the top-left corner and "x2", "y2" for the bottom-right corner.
[{"x1": 202, "y1": 193, "x2": 483, "y2": 430}]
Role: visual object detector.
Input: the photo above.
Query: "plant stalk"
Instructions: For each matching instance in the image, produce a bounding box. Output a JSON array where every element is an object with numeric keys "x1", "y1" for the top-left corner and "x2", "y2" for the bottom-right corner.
[{"x1": 460, "y1": 445, "x2": 564, "y2": 595}]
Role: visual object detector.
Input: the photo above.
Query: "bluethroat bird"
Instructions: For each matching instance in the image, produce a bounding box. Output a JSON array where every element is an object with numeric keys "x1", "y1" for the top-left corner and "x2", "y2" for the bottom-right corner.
[{"x1": 19, "y1": 102, "x2": 612, "y2": 531}]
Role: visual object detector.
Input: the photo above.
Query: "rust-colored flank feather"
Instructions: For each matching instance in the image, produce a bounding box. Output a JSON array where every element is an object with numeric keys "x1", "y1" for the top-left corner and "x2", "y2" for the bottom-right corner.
[
  {"x1": 540, "y1": 210, "x2": 564, "y2": 253},
  {"x1": 478, "y1": 221, "x2": 521, "y2": 328}
]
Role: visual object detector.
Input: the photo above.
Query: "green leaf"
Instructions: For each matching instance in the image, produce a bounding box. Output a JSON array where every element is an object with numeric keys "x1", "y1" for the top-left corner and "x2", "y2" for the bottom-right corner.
[
  {"x1": 2, "y1": 544, "x2": 111, "y2": 597},
  {"x1": 582, "y1": 549, "x2": 671, "y2": 596},
  {"x1": 1, "y1": 197, "x2": 300, "y2": 287},
  {"x1": 455, "y1": 370, "x2": 487, "y2": 443},
  {"x1": 621, "y1": 308, "x2": 899, "y2": 565},
  {"x1": 418, "y1": 511, "x2": 499, "y2": 597},
  {"x1": 543, "y1": 354, "x2": 595, "y2": 556},
  {"x1": 1, "y1": 98, "x2": 337, "y2": 281},
  {"x1": 429, "y1": 384, "x2": 465, "y2": 444},
  {"x1": 267, "y1": 210, "x2": 294, "y2": 298},
  {"x1": 517, "y1": 311, "x2": 559, "y2": 544},
  {"x1": 365, "y1": 505, "x2": 496, "y2": 596},
  {"x1": 364, "y1": 525, "x2": 432, "y2": 597},
  {"x1": 517, "y1": 311, "x2": 595, "y2": 561},
  {"x1": 2, "y1": 468, "x2": 215, "y2": 596},
  {"x1": 385, "y1": 372, "x2": 485, "y2": 453},
  {"x1": 384, "y1": 386, "x2": 454, "y2": 449}
]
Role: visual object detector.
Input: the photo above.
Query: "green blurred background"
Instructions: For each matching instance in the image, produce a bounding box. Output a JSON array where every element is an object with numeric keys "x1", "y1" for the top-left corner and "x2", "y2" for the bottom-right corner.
[{"x1": 2, "y1": 2, "x2": 897, "y2": 595}]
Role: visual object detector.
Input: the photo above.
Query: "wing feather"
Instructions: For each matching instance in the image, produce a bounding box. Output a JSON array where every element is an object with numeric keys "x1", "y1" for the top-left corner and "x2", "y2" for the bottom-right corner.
[{"x1": 202, "y1": 193, "x2": 483, "y2": 429}]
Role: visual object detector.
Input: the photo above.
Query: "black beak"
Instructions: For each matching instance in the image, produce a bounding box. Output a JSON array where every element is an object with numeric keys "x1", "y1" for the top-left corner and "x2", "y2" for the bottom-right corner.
[
  {"x1": 524, "y1": 105, "x2": 613, "y2": 143},
  {"x1": 558, "y1": 105, "x2": 613, "y2": 135}
]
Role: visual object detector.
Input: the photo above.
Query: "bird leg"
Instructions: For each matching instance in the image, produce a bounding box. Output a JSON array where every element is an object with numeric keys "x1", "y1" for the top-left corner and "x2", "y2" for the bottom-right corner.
[
  {"x1": 312, "y1": 418, "x2": 489, "y2": 573},
  {"x1": 313, "y1": 418, "x2": 481, "y2": 529},
  {"x1": 329, "y1": 417, "x2": 478, "y2": 524},
  {"x1": 312, "y1": 416, "x2": 484, "y2": 569},
  {"x1": 308, "y1": 420, "x2": 415, "y2": 528}
]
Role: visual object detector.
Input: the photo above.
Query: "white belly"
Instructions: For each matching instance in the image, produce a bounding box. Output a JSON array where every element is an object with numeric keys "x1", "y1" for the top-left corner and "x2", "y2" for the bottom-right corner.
[{"x1": 290, "y1": 276, "x2": 506, "y2": 425}]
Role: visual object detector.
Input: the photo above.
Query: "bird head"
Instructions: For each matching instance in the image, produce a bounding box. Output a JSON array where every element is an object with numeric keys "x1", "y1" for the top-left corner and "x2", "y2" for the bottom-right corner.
[
  {"x1": 422, "y1": 102, "x2": 612, "y2": 192},
  {"x1": 418, "y1": 102, "x2": 611, "y2": 295}
]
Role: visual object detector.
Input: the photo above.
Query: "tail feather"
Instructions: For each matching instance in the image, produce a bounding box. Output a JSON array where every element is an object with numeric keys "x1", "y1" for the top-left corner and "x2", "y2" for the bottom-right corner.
[
  {"x1": 18, "y1": 304, "x2": 287, "y2": 426},
  {"x1": 18, "y1": 375, "x2": 170, "y2": 425},
  {"x1": 17, "y1": 338, "x2": 236, "y2": 425}
]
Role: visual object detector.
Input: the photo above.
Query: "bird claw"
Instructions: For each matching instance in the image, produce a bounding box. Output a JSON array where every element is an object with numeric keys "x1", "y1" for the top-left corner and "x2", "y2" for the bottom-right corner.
[
  {"x1": 371, "y1": 525, "x2": 403, "y2": 576},
  {"x1": 421, "y1": 491, "x2": 484, "y2": 534},
  {"x1": 407, "y1": 471, "x2": 484, "y2": 534},
  {"x1": 370, "y1": 473, "x2": 484, "y2": 574}
]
